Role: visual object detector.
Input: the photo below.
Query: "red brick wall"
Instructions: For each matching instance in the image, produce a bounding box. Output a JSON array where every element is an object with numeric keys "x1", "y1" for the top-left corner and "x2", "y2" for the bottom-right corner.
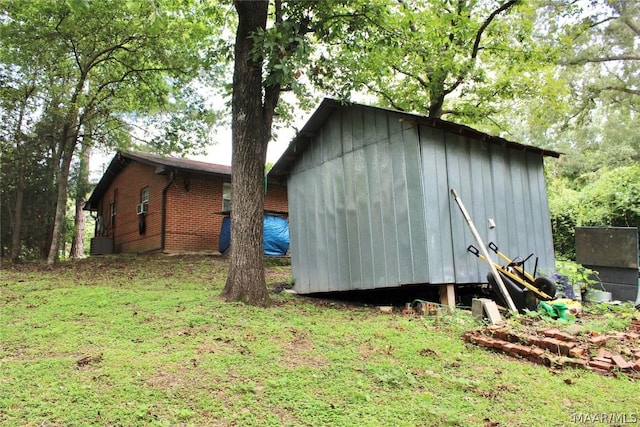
[
  {"x1": 96, "y1": 161, "x2": 289, "y2": 254},
  {"x1": 164, "y1": 175, "x2": 226, "y2": 253},
  {"x1": 264, "y1": 183, "x2": 288, "y2": 213},
  {"x1": 98, "y1": 162, "x2": 165, "y2": 253}
]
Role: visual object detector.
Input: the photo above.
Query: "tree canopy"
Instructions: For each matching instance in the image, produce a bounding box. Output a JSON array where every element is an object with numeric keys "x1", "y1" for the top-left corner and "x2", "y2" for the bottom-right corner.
[
  {"x1": 1, "y1": 0, "x2": 224, "y2": 262},
  {"x1": 1, "y1": 0, "x2": 637, "y2": 285}
]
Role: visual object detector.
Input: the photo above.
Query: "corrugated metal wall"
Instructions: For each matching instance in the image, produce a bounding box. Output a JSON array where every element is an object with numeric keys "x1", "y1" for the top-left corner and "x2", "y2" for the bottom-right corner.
[
  {"x1": 420, "y1": 126, "x2": 556, "y2": 285},
  {"x1": 288, "y1": 105, "x2": 555, "y2": 293}
]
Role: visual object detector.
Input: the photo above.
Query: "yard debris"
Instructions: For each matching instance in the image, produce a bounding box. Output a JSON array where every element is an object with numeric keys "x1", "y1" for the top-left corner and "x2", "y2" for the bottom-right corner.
[
  {"x1": 464, "y1": 323, "x2": 640, "y2": 378},
  {"x1": 419, "y1": 348, "x2": 439, "y2": 357},
  {"x1": 472, "y1": 298, "x2": 503, "y2": 325},
  {"x1": 412, "y1": 300, "x2": 439, "y2": 316},
  {"x1": 396, "y1": 300, "x2": 443, "y2": 316},
  {"x1": 76, "y1": 353, "x2": 102, "y2": 367}
]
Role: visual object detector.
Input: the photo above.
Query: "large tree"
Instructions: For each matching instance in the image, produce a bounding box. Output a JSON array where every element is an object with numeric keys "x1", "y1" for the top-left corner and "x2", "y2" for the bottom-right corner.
[
  {"x1": 309, "y1": 0, "x2": 534, "y2": 121},
  {"x1": 1, "y1": 0, "x2": 221, "y2": 263},
  {"x1": 221, "y1": 0, "x2": 312, "y2": 304},
  {"x1": 220, "y1": 0, "x2": 547, "y2": 304}
]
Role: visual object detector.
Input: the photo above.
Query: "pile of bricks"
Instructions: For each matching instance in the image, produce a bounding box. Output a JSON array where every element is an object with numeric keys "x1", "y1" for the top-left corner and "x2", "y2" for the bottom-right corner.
[{"x1": 463, "y1": 319, "x2": 640, "y2": 377}]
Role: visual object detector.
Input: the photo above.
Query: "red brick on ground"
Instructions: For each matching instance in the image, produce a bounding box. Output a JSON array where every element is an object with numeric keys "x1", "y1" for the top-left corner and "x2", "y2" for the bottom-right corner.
[
  {"x1": 569, "y1": 347, "x2": 586, "y2": 358},
  {"x1": 588, "y1": 359, "x2": 613, "y2": 371},
  {"x1": 539, "y1": 328, "x2": 561, "y2": 338},
  {"x1": 588, "y1": 335, "x2": 609, "y2": 346},
  {"x1": 597, "y1": 348, "x2": 613, "y2": 359},
  {"x1": 611, "y1": 355, "x2": 632, "y2": 370}
]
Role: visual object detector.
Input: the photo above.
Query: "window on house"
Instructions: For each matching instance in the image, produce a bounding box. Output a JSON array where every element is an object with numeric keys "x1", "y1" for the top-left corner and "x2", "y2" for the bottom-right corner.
[
  {"x1": 110, "y1": 202, "x2": 116, "y2": 227},
  {"x1": 141, "y1": 187, "x2": 150, "y2": 205},
  {"x1": 222, "y1": 182, "x2": 231, "y2": 211}
]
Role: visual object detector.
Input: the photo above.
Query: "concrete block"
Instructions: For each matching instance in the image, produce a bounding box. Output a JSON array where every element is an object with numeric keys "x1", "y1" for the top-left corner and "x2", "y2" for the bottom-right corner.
[
  {"x1": 471, "y1": 298, "x2": 503, "y2": 324},
  {"x1": 471, "y1": 298, "x2": 484, "y2": 320},
  {"x1": 483, "y1": 300, "x2": 503, "y2": 325}
]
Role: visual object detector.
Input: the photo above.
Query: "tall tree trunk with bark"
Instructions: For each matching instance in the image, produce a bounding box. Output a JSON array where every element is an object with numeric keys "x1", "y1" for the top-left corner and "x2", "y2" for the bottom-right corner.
[
  {"x1": 222, "y1": 0, "x2": 280, "y2": 306},
  {"x1": 9, "y1": 85, "x2": 34, "y2": 262},
  {"x1": 70, "y1": 141, "x2": 90, "y2": 259},
  {"x1": 46, "y1": 113, "x2": 79, "y2": 266},
  {"x1": 46, "y1": 73, "x2": 85, "y2": 266},
  {"x1": 10, "y1": 162, "x2": 25, "y2": 262}
]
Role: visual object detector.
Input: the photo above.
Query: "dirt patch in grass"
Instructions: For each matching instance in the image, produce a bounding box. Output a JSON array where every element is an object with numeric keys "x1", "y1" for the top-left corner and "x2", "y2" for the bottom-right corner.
[{"x1": 279, "y1": 327, "x2": 328, "y2": 369}]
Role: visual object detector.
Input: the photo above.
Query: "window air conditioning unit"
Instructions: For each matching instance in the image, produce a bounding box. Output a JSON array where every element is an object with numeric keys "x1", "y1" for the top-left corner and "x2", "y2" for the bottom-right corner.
[{"x1": 137, "y1": 203, "x2": 147, "y2": 215}]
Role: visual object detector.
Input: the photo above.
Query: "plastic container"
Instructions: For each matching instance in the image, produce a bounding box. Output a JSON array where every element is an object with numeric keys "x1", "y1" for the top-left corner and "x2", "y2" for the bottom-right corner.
[{"x1": 584, "y1": 289, "x2": 612, "y2": 303}]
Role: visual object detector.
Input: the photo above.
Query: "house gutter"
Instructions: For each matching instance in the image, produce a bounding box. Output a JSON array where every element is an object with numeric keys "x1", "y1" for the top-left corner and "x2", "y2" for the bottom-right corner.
[{"x1": 139, "y1": 171, "x2": 175, "y2": 255}]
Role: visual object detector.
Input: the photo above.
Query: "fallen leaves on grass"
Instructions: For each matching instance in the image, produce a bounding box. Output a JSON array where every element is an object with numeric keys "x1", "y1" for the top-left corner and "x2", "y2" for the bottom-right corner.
[{"x1": 76, "y1": 353, "x2": 102, "y2": 367}]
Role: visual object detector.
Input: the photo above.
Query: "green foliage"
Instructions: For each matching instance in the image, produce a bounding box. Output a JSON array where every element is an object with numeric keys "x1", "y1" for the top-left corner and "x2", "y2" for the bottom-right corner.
[
  {"x1": 309, "y1": 0, "x2": 554, "y2": 121},
  {"x1": 0, "y1": 0, "x2": 226, "y2": 260},
  {"x1": 578, "y1": 165, "x2": 640, "y2": 228},
  {"x1": 547, "y1": 165, "x2": 640, "y2": 259},
  {"x1": 581, "y1": 302, "x2": 638, "y2": 334},
  {"x1": 555, "y1": 259, "x2": 601, "y2": 293},
  {"x1": 547, "y1": 177, "x2": 581, "y2": 258}
]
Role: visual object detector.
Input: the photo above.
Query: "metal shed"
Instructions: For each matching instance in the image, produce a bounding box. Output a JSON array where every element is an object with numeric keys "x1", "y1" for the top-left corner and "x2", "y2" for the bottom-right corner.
[{"x1": 269, "y1": 99, "x2": 560, "y2": 295}]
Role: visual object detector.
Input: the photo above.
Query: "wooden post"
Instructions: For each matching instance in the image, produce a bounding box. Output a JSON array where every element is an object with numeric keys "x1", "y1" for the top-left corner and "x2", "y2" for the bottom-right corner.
[
  {"x1": 439, "y1": 284, "x2": 456, "y2": 311},
  {"x1": 450, "y1": 188, "x2": 517, "y2": 312}
]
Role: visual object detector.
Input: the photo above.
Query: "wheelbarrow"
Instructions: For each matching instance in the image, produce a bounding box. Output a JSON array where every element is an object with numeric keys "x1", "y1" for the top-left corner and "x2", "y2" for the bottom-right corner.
[{"x1": 468, "y1": 244, "x2": 556, "y2": 312}]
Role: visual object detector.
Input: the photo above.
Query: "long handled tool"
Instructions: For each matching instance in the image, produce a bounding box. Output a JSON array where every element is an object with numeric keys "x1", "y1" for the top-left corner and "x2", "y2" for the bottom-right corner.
[
  {"x1": 467, "y1": 245, "x2": 555, "y2": 301},
  {"x1": 450, "y1": 188, "x2": 517, "y2": 312},
  {"x1": 486, "y1": 242, "x2": 556, "y2": 299},
  {"x1": 488, "y1": 242, "x2": 536, "y2": 283}
]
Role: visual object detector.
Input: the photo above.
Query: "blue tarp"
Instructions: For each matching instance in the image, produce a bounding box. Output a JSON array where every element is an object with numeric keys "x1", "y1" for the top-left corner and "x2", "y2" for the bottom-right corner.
[{"x1": 219, "y1": 215, "x2": 289, "y2": 256}]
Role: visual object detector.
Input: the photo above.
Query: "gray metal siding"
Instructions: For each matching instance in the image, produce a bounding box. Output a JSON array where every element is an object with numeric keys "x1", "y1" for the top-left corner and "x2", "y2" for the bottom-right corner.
[
  {"x1": 288, "y1": 106, "x2": 429, "y2": 292},
  {"x1": 288, "y1": 105, "x2": 555, "y2": 293},
  {"x1": 443, "y1": 136, "x2": 555, "y2": 283},
  {"x1": 420, "y1": 126, "x2": 455, "y2": 283}
]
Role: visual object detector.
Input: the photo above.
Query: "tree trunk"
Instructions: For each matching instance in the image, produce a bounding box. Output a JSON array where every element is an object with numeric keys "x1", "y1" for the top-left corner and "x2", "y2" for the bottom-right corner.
[
  {"x1": 46, "y1": 118, "x2": 78, "y2": 266},
  {"x1": 221, "y1": 0, "x2": 275, "y2": 306},
  {"x1": 9, "y1": 86, "x2": 32, "y2": 263},
  {"x1": 70, "y1": 142, "x2": 91, "y2": 259},
  {"x1": 47, "y1": 145, "x2": 75, "y2": 265},
  {"x1": 10, "y1": 162, "x2": 25, "y2": 263}
]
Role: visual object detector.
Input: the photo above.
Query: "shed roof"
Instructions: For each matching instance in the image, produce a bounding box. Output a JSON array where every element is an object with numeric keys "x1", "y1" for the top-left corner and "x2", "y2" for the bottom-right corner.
[
  {"x1": 85, "y1": 151, "x2": 231, "y2": 211},
  {"x1": 269, "y1": 98, "x2": 561, "y2": 179}
]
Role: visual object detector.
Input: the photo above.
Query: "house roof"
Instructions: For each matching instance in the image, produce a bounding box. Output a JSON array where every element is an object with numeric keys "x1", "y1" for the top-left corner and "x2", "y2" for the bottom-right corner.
[
  {"x1": 268, "y1": 98, "x2": 561, "y2": 179},
  {"x1": 85, "y1": 151, "x2": 231, "y2": 211}
]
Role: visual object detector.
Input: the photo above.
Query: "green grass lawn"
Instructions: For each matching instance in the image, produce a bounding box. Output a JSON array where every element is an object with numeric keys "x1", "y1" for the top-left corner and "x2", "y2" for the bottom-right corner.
[{"x1": 0, "y1": 255, "x2": 637, "y2": 426}]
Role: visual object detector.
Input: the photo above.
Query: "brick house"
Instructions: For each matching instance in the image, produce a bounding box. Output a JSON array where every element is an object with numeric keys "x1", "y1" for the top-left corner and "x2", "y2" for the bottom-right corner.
[{"x1": 84, "y1": 151, "x2": 288, "y2": 255}]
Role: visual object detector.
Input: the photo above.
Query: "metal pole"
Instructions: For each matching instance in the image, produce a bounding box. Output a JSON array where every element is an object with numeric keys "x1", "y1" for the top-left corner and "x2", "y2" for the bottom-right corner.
[{"x1": 450, "y1": 188, "x2": 517, "y2": 312}]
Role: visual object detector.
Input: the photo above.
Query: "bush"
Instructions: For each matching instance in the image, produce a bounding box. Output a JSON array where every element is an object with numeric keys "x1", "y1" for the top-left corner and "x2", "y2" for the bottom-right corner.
[
  {"x1": 548, "y1": 165, "x2": 640, "y2": 259},
  {"x1": 578, "y1": 165, "x2": 640, "y2": 228}
]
